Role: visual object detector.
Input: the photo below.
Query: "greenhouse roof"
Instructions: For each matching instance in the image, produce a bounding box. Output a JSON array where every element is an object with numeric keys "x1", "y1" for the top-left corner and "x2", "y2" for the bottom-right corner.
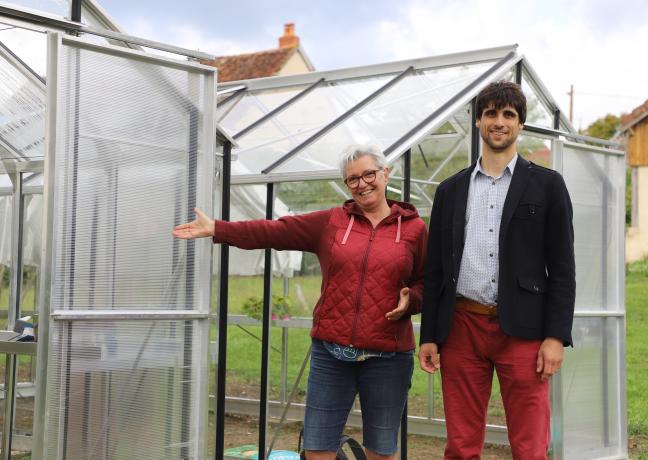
[{"x1": 216, "y1": 44, "x2": 576, "y2": 184}]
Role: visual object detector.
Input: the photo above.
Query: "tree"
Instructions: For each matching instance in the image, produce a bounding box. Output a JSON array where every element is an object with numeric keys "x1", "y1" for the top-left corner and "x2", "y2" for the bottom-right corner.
[{"x1": 584, "y1": 114, "x2": 621, "y2": 140}]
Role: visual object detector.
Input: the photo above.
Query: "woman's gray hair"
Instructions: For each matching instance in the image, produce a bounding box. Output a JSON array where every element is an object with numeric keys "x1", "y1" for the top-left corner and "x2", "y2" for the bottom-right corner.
[{"x1": 338, "y1": 144, "x2": 388, "y2": 179}]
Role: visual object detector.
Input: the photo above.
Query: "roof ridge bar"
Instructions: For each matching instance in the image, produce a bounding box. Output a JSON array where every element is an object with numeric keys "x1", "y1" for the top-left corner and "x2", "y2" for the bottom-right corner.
[
  {"x1": 234, "y1": 78, "x2": 325, "y2": 140},
  {"x1": 219, "y1": 44, "x2": 518, "y2": 92},
  {"x1": 218, "y1": 87, "x2": 247, "y2": 110},
  {"x1": 383, "y1": 51, "x2": 518, "y2": 157},
  {"x1": 261, "y1": 66, "x2": 414, "y2": 174}
]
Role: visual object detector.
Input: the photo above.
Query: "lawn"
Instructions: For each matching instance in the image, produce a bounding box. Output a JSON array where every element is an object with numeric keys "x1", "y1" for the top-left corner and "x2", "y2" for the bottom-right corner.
[{"x1": 626, "y1": 258, "x2": 648, "y2": 458}]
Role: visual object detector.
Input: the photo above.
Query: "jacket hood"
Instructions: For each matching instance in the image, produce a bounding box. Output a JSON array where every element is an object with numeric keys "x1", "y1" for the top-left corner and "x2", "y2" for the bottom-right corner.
[{"x1": 343, "y1": 199, "x2": 420, "y2": 220}]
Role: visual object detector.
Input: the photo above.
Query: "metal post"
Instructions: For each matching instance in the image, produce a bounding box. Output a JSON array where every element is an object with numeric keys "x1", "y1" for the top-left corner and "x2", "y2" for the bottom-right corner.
[
  {"x1": 69, "y1": 0, "x2": 82, "y2": 23},
  {"x1": 214, "y1": 141, "x2": 232, "y2": 460},
  {"x1": 280, "y1": 276, "x2": 290, "y2": 404},
  {"x1": 471, "y1": 99, "x2": 480, "y2": 163},
  {"x1": 553, "y1": 109, "x2": 561, "y2": 131},
  {"x1": 1, "y1": 171, "x2": 24, "y2": 460},
  {"x1": 258, "y1": 183, "x2": 274, "y2": 460},
  {"x1": 400, "y1": 149, "x2": 411, "y2": 460},
  {"x1": 601, "y1": 155, "x2": 610, "y2": 447},
  {"x1": 403, "y1": 149, "x2": 411, "y2": 203},
  {"x1": 549, "y1": 139, "x2": 564, "y2": 460},
  {"x1": 515, "y1": 61, "x2": 523, "y2": 85}
]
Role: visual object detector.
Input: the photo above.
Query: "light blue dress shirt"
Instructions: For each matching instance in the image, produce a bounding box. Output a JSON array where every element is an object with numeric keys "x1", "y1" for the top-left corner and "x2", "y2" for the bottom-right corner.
[{"x1": 456, "y1": 154, "x2": 518, "y2": 306}]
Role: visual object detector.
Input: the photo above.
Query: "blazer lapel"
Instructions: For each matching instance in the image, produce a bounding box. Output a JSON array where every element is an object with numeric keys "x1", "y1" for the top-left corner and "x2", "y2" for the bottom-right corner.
[
  {"x1": 499, "y1": 156, "x2": 531, "y2": 247},
  {"x1": 452, "y1": 164, "x2": 475, "y2": 277}
]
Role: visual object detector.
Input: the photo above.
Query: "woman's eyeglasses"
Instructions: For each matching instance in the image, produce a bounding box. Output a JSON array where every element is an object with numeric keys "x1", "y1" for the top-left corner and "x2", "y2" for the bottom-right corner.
[{"x1": 344, "y1": 169, "x2": 383, "y2": 188}]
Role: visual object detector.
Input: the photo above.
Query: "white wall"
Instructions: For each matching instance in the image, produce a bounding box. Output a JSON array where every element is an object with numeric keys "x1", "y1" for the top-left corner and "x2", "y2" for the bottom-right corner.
[{"x1": 626, "y1": 165, "x2": 648, "y2": 262}]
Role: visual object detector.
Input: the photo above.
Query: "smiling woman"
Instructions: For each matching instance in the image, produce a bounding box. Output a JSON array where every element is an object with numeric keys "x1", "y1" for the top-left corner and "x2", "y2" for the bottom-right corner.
[{"x1": 173, "y1": 144, "x2": 428, "y2": 460}]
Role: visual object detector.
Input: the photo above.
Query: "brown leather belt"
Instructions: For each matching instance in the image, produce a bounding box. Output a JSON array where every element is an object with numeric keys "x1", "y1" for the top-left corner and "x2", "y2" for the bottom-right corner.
[{"x1": 455, "y1": 297, "x2": 497, "y2": 316}]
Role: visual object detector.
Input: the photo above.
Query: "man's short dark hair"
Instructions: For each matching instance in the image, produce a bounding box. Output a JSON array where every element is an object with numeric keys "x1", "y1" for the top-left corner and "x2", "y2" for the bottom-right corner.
[{"x1": 476, "y1": 81, "x2": 527, "y2": 124}]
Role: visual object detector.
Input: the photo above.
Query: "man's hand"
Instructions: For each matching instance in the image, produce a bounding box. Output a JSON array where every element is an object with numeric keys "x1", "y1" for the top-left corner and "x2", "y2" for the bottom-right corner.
[
  {"x1": 385, "y1": 287, "x2": 410, "y2": 321},
  {"x1": 172, "y1": 208, "x2": 215, "y2": 239},
  {"x1": 418, "y1": 342, "x2": 441, "y2": 374},
  {"x1": 536, "y1": 337, "x2": 564, "y2": 381}
]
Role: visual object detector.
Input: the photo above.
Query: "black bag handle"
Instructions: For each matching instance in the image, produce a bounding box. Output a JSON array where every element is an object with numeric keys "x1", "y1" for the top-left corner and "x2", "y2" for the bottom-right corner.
[
  {"x1": 338, "y1": 435, "x2": 367, "y2": 460},
  {"x1": 298, "y1": 429, "x2": 367, "y2": 460}
]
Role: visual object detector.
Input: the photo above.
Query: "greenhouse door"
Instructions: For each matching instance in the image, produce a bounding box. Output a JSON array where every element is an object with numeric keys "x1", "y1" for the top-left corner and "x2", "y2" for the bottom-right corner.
[
  {"x1": 551, "y1": 139, "x2": 627, "y2": 460},
  {"x1": 34, "y1": 33, "x2": 216, "y2": 460}
]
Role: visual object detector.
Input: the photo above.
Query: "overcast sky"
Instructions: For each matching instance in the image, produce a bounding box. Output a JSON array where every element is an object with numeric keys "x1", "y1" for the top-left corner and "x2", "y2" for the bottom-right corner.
[{"x1": 5, "y1": 0, "x2": 648, "y2": 129}]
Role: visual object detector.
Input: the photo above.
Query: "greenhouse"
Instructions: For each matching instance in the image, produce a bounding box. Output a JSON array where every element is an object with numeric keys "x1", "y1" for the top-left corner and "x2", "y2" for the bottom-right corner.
[{"x1": 0, "y1": 1, "x2": 627, "y2": 459}]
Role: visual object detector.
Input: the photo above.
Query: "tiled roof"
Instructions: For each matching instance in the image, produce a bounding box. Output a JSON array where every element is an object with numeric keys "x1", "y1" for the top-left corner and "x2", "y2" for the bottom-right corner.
[
  {"x1": 201, "y1": 47, "x2": 297, "y2": 82},
  {"x1": 621, "y1": 99, "x2": 648, "y2": 130}
]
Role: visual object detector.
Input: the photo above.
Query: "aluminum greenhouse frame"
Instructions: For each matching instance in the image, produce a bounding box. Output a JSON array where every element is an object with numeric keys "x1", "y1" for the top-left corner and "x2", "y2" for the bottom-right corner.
[{"x1": 0, "y1": 1, "x2": 628, "y2": 460}]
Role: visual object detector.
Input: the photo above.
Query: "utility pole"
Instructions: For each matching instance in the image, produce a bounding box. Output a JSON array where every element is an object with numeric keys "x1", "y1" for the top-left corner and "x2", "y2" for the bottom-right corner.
[{"x1": 568, "y1": 84, "x2": 574, "y2": 123}]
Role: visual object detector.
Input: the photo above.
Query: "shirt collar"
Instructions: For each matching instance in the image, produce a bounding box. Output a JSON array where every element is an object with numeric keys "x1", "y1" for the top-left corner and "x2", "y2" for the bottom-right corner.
[{"x1": 471, "y1": 153, "x2": 519, "y2": 181}]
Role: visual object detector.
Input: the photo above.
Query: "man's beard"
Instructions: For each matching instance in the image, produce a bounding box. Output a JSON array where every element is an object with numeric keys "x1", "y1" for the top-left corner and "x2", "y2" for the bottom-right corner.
[{"x1": 481, "y1": 132, "x2": 516, "y2": 152}]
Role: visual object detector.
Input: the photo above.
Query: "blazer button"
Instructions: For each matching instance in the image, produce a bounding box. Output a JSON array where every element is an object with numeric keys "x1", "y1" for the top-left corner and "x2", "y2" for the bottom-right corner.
[
  {"x1": 533, "y1": 285, "x2": 539, "y2": 292},
  {"x1": 452, "y1": 277, "x2": 456, "y2": 284}
]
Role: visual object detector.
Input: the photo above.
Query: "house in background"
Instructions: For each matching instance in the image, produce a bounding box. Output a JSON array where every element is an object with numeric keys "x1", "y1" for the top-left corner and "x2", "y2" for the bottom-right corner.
[
  {"x1": 202, "y1": 23, "x2": 315, "y2": 81},
  {"x1": 617, "y1": 99, "x2": 648, "y2": 262}
]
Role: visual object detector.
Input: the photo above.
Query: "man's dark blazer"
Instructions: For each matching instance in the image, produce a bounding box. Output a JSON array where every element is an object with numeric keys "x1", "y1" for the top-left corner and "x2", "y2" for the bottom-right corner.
[{"x1": 419, "y1": 156, "x2": 576, "y2": 347}]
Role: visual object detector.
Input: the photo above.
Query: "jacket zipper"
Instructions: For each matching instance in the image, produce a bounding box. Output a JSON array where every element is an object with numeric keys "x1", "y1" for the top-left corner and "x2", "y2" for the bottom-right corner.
[{"x1": 349, "y1": 227, "x2": 376, "y2": 347}]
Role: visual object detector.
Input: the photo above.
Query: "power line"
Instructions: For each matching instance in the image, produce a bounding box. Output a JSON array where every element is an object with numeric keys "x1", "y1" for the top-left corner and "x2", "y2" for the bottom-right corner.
[{"x1": 573, "y1": 91, "x2": 643, "y2": 100}]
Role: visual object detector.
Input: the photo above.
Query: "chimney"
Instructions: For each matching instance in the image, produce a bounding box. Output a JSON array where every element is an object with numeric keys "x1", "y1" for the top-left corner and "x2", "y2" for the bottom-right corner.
[{"x1": 279, "y1": 23, "x2": 299, "y2": 49}]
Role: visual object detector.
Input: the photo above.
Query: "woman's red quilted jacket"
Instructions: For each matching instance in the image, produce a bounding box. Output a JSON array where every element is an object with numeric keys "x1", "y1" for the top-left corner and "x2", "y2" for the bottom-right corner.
[{"x1": 213, "y1": 199, "x2": 427, "y2": 352}]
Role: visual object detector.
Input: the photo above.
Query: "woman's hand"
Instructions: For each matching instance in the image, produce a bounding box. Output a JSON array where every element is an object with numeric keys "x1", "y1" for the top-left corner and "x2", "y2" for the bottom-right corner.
[
  {"x1": 172, "y1": 208, "x2": 215, "y2": 239},
  {"x1": 385, "y1": 287, "x2": 410, "y2": 321}
]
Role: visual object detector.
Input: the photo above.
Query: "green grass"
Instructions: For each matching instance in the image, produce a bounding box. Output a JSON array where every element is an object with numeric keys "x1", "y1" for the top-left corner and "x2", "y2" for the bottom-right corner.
[
  {"x1": 221, "y1": 275, "x2": 323, "y2": 317},
  {"x1": 626, "y1": 259, "x2": 648, "y2": 437}
]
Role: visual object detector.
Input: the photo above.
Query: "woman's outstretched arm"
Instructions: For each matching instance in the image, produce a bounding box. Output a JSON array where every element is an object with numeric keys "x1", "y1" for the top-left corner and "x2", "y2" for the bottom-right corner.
[{"x1": 172, "y1": 207, "x2": 331, "y2": 253}]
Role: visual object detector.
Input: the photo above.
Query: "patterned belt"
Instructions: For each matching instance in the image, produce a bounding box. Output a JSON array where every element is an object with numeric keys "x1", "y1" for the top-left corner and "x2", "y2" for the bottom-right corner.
[{"x1": 455, "y1": 297, "x2": 497, "y2": 316}]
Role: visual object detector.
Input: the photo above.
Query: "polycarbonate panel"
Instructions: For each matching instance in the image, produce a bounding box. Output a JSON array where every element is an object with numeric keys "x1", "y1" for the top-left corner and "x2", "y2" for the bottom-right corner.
[
  {"x1": 561, "y1": 316, "x2": 624, "y2": 459},
  {"x1": 45, "y1": 320, "x2": 208, "y2": 460},
  {"x1": 522, "y1": 75, "x2": 554, "y2": 128},
  {"x1": 561, "y1": 145, "x2": 625, "y2": 311},
  {"x1": 0, "y1": 174, "x2": 13, "y2": 188},
  {"x1": 0, "y1": 40, "x2": 46, "y2": 160},
  {"x1": 275, "y1": 61, "x2": 495, "y2": 174},
  {"x1": 407, "y1": 107, "x2": 472, "y2": 215},
  {"x1": 218, "y1": 84, "x2": 307, "y2": 135},
  {"x1": 42, "y1": 35, "x2": 214, "y2": 460},
  {"x1": 232, "y1": 76, "x2": 393, "y2": 173},
  {"x1": 225, "y1": 184, "x2": 303, "y2": 277},
  {"x1": 50, "y1": 40, "x2": 213, "y2": 311},
  {"x1": 22, "y1": 193, "x2": 42, "y2": 267}
]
